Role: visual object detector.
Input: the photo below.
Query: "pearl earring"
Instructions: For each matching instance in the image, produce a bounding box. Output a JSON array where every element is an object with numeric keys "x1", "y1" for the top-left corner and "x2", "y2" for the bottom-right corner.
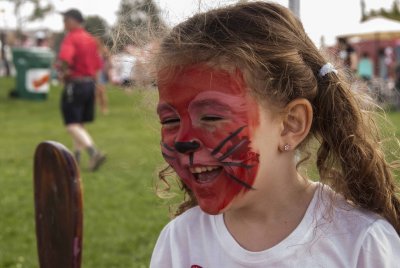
[{"x1": 284, "y1": 144, "x2": 290, "y2": 151}]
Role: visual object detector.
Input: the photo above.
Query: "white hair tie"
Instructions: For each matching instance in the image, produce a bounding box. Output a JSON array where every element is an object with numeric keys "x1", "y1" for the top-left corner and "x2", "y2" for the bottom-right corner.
[{"x1": 319, "y1": 62, "x2": 338, "y2": 77}]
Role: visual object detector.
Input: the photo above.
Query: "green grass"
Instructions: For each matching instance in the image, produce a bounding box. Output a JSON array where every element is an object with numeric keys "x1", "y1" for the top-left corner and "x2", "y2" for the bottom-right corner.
[
  {"x1": 389, "y1": 111, "x2": 400, "y2": 137},
  {"x1": 0, "y1": 77, "x2": 170, "y2": 267},
  {"x1": 1, "y1": 77, "x2": 400, "y2": 267}
]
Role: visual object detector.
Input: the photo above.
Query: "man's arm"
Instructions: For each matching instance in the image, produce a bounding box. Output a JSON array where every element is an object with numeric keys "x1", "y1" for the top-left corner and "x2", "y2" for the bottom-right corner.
[
  {"x1": 55, "y1": 59, "x2": 71, "y2": 83},
  {"x1": 57, "y1": 35, "x2": 74, "y2": 82}
]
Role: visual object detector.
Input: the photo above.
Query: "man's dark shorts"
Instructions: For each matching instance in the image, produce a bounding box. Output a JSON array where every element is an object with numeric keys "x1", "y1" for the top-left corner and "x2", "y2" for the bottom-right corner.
[{"x1": 61, "y1": 80, "x2": 95, "y2": 125}]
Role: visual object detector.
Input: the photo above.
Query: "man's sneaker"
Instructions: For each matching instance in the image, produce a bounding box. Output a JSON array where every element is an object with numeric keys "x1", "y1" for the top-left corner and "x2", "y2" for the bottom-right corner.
[{"x1": 89, "y1": 152, "x2": 106, "y2": 171}]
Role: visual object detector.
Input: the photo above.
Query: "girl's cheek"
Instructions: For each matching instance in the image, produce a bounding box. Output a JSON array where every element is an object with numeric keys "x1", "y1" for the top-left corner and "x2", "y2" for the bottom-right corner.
[
  {"x1": 161, "y1": 128, "x2": 178, "y2": 145},
  {"x1": 193, "y1": 122, "x2": 224, "y2": 136},
  {"x1": 196, "y1": 123, "x2": 240, "y2": 150}
]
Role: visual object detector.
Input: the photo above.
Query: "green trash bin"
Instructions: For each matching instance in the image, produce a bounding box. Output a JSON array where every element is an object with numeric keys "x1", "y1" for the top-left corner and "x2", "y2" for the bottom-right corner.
[{"x1": 12, "y1": 48, "x2": 54, "y2": 100}]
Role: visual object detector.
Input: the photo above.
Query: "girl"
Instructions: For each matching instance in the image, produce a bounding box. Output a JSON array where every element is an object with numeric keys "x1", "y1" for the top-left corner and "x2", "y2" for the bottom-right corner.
[{"x1": 151, "y1": 2, "x2": 400, "y2": 267}]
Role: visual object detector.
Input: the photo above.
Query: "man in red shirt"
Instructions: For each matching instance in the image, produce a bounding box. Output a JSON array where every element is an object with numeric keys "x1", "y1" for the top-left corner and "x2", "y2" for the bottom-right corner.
[{"x1": 58, "y1": 9, "x2": 106, "y2": 171}]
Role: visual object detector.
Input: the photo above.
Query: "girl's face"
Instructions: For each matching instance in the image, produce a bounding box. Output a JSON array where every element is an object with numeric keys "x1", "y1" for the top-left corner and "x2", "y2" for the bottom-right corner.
[{"x1": 157, "y1": 64, "x2": 262, "y2": 215}]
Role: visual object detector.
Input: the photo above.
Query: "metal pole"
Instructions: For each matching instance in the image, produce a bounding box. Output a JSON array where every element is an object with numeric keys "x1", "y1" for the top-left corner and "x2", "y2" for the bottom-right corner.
[{"x1": 289, "y1": 0, "x2": 300, "y2": 18}]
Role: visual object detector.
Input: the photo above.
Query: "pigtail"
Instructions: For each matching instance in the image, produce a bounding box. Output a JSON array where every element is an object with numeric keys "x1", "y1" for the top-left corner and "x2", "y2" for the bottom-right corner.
[
  {"x1": 296, "y1": 28, "x2": 400, "y2": 233},
  {"x1": 312, "y1": 71, "x2": 400, "y2": 234}
]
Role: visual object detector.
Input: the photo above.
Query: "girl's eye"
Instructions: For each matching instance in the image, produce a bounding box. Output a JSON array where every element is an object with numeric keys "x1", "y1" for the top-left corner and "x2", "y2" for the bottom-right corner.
[
  {"x1": 161, "y1": 118, "x2": 180, "y2": 125},
  {"x1": 201, "y1": 115, "x2": 224, "y2": 122}
]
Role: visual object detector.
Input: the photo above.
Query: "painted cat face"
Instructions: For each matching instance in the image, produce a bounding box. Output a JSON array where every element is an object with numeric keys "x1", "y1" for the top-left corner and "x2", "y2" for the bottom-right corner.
[{"x1": 157, "y1": 64, "x2": 260, "y2": 214}]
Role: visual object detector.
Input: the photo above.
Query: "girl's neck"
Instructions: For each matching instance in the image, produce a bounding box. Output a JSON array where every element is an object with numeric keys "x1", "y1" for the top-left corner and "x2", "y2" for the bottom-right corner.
[{"x1": 223, "y1": 174, "x2": 317, "y2": 251}]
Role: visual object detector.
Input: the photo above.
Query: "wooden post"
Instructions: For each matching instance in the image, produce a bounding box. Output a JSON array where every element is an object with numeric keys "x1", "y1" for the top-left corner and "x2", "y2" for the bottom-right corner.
[{"x1": 33, "y1": 141, "x2": 83, "y2": 268}]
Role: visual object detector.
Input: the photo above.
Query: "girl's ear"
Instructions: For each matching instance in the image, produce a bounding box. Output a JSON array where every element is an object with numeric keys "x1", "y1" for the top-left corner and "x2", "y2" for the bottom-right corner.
[{"x1": 280, "y1": 98, "x2": 313, "y2": 151}]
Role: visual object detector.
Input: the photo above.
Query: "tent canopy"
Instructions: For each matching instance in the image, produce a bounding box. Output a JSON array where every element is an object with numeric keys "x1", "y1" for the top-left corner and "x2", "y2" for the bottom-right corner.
[{"x1": 337, "y1": 17, "x2": 400, "y2": 41}]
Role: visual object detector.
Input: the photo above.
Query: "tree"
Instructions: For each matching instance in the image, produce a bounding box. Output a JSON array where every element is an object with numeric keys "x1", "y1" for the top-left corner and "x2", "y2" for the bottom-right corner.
[
  {"x1": 0, "y1": 0, "x2": 54, "y2": 34},
  {"x1": 84, "y1": 15, "x2": 109, "y2": 38},
  {"x1": 113, "y1": 0, "x2": 166, "y2": 51},
  {"x1": 362, "y1": 0, "x2": 400, "y2": 22},
  {"x1": 0, "y1": 0, "x2": 53, "y2": 77},
  {"x1": 84, "y1": 15, "x2": 115, "y2": 50}
]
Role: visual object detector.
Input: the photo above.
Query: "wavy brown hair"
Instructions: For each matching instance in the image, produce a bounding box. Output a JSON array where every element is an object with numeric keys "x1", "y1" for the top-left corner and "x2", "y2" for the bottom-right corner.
[{"x1": 155, "y1": 1, "x2": 400, "y2": 233}]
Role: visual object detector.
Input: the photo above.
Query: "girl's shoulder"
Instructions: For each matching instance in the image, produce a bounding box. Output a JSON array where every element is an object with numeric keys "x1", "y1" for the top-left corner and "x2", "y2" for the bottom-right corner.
[
  {"x1": 358, "y1": 218, "x2": 400, "y2": 266},
  {"x1": 302, "y1": 183, "x2": 400, "y2": 266},
  {"x1": 317, "y1": 183, "x2": 380, "y2": 220},
  {"x1": 315, "y1": 183, "x2": 381, "y2": 226},
  {"x1": 313, "y1": 183, "x2": 398, "y2": 242}
]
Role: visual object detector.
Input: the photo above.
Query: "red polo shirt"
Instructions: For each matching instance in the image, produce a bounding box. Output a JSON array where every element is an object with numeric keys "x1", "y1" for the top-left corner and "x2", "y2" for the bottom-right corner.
[{"x1": 58, "y1": 28, "x2": 101, "y2": 78}]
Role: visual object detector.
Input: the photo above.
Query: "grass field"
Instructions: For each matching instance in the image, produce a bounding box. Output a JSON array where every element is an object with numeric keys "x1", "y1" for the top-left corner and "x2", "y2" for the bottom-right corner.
[
  {"x1": 0, "y1": 77, "x2": 171, "y2": 267},
  {"x1": 0, "y1": 77, "x2": 400, "y2": 267}
]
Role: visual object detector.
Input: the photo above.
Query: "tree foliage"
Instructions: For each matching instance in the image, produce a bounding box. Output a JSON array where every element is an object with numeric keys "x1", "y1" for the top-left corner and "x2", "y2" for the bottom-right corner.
[
  {"x1": 84, "y1": 15, "x2": 115, "y2": 50},
  {"x1": 114, "y1": 0, "x2": 166, "y2": 50},
  {"x1": 362, "y1": 0, "x2": 400, "y2": 22},
  {"x1": 0, "y1": 0, "x2": 54, "y2": 32},
  {"x1": 84, "y1": 15, "x2": 109, "y2": 38}
]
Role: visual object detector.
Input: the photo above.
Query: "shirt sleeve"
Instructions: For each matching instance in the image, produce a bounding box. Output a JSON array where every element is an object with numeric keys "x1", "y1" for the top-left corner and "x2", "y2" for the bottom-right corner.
[
  {"x1": 357, "y1": 219, "x2": 400, "y2": 267},
  {"x1": 150, "y1": 221, "x2": 174, "y2": 268},
  {"x1": 58, "y1": 35, "x2": 75, "y2": 65}
]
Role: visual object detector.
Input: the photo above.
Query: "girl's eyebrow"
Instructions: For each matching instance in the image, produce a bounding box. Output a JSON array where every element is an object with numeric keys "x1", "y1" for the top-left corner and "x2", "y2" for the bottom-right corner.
[
  {"x1": 190, "y1": 99, "x2": 233, "y2": 111},
  {"x1": 156, "y1": 103, "x2": 175, "y2": 115}
]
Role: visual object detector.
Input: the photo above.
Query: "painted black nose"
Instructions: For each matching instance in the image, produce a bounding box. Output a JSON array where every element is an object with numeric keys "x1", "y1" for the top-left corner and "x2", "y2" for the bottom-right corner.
[{"x1": 174, "y1": 141, "x2": 200, "y2": 154}]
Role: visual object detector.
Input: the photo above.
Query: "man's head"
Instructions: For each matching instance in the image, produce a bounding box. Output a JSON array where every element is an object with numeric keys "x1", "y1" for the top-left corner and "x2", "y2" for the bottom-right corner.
[{"x1": 61, "y1": 9, "x2": 84, "y2": 31}]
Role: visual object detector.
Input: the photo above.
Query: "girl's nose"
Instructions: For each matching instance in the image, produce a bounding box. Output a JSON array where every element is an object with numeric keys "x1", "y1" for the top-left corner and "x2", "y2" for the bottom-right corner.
[{"x1": 174, "y1": 140, "x2": 200, "y2": 154}]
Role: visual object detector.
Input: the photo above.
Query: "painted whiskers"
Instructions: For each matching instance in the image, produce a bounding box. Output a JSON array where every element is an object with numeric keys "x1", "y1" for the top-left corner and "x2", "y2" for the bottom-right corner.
[{"x1": 161, "y1": 125, "x2": 259, "y2": 189}]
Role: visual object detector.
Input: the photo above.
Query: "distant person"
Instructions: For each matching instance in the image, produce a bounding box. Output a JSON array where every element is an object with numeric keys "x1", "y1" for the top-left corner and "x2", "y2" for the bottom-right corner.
[
  {"x1": 338, "y1": 37, "x2": 358, "y2": 75},
  {"x1": 378, "y1": 47, "x2": 393, "y2": 81},
  {"x1": 96, "y1": 38, "x2": 110, "y2": 115},
  {"x1": 0, "y1": 32, "x2": 11, "y2": 76},
  {"x1": 395, "y1": 64, "x2": 400, "y2": 110},
  {"x1": 35, "y1": 31, "x2": 49, "y2": 48},
  {"x1": 357, "y1": 52, "x2": 373, "y2": 82},
  {"x1": 20, "y1": 34, "x2": 33, "y2": 47},
  {"x1": 57, "y1": 8, "x2": 106, "y2": 171},
  {"x1": 111, "y1": 46, "x2": 136, "y2": 87}
]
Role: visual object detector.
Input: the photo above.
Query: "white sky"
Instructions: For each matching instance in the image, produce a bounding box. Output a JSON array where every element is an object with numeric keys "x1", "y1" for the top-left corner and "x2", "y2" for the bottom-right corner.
[{"x1": 0, "y1": 0, "x2": 397, "y2": 47}]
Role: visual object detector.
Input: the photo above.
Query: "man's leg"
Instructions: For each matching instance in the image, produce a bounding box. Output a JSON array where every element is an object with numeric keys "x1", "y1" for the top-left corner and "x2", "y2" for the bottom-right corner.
[
  {"x1": 96, "y1": 83, "x2": 109, "y2": 115},
  {"x1": 83, "y1": 81, "x2": 107, "y2": 171},
  {"x1": 72, "y1": 138, "x2": 83, "y2": 164},
  {"x1": 66, "y1": 123, "x2": 105, "y2": 170},
  {"x1": 62, "y1": 81, "x2": 106, "y2": 171},
  {"x1": 66, "y1": 123, "x2": 94, "y2": 149}
]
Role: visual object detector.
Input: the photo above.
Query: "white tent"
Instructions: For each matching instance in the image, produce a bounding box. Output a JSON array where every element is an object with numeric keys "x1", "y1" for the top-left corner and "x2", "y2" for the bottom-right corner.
[{"x1": 338, "y1": 17, "x2": 400, "y2": 40}]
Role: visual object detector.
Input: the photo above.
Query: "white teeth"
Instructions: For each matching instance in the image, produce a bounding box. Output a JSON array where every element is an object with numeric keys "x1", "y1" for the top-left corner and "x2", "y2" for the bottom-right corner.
[{"x1": 190, "y1": 166, "x2": 219, "y2": 174}]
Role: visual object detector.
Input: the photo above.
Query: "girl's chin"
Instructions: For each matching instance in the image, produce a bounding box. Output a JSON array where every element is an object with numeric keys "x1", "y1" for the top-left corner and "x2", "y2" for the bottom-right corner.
[
  {"x1": 200, "y1": 208, "x2": 222, "y2": 215},
  {"x1": 197, "y1": 196, "x2": 236, "y2": 215},
  {"x1": 197, "y1": 199, "x2": 226, "y2": 215}
]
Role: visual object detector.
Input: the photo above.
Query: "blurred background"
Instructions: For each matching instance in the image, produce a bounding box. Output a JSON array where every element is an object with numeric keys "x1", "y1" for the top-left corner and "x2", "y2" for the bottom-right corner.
[{"x1": 1, "y1": 0, "x2": 400, "y2": 267}]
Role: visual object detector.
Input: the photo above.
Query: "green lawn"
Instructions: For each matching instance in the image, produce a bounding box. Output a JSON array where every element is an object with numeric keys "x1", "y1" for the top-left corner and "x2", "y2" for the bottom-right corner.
[
  {"x1": 0, "y1": 77, "x2": 399, "y2": 267},
  {"x1": 0, "y1": 77, "x2": 171, "y2": 267}
]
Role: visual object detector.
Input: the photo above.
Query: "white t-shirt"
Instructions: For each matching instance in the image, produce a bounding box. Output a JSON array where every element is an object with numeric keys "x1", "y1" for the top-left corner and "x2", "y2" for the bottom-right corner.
[{"x1": 150, "y1": 184, "x2": 400, "y2": 268}]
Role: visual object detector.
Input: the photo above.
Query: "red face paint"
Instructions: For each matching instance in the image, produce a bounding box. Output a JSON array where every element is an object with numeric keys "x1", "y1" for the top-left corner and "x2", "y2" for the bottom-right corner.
[{"x1": 157, "y1": 64, "x2": 260, "y2": 214}]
